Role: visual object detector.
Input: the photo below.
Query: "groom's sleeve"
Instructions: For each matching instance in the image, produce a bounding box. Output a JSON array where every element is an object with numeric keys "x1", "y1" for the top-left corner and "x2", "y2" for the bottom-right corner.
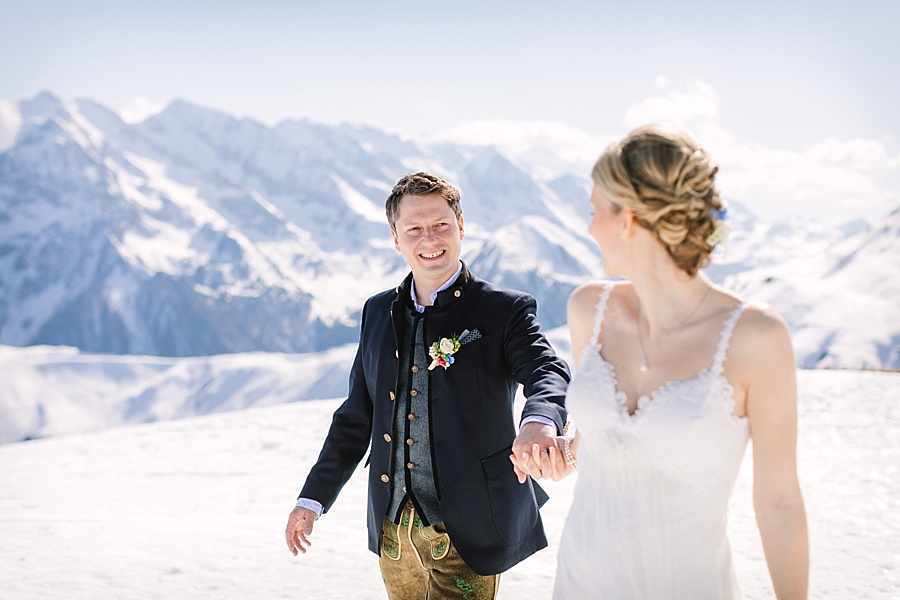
[
  {"x1": 504, "y1": 293, "x2": 570, "y2": 434},
  {"x1": 297, "y1": 301, "x2": 375, "y2": 513}
]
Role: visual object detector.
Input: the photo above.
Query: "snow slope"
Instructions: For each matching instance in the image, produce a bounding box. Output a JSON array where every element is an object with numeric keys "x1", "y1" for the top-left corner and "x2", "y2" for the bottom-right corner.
[
  {"x1": 0, "y1": 343, "x2": 356, "y2": 444},
  {"x1": 0, "y1": 369, "x2": 897, "y2": 599}
]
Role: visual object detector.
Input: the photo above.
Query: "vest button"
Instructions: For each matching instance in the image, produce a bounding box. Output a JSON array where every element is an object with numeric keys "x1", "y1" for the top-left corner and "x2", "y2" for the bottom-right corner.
[
  {"x1": 407, "y1": 413, "x2": 415, "y2": 421},
  {"x1": 406, "y1": 462, "x2": 415, "y2": 470},
  {"x1": 383, "y1": 433, "x2": 391, "y2": 442},
  {"x1": 411, "y1": 364, "x2": 419, "y2": 373},
  {"x1": 454, "y1": 290, "x2": 461, "y2": 298},
  {"x1": 410, "y1": 389, "x2": 418, "y2": 397},
  {"x1": 406, "y1": 438, "x2": 413, "y2": 446},
  {"x1": 402, "y1": 486, "x2": 407, "y2": 492},
  {"x1": 390, "y1": 391, "x2": 396, "y2": 401},
  {"x1": 381, "y1": 474, "x2": 389, "y2": 483}
]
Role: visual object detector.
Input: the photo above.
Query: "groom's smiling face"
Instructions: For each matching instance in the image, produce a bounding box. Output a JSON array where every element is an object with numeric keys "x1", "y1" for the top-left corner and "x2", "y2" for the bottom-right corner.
[{"x1": 391, "y1": 193, "x2": 465, "y2": 290}]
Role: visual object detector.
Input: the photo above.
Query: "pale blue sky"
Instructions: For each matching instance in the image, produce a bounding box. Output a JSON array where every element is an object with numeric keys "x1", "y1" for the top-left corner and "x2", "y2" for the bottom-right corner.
[{"x1": 1, "y1": 0, "x2": 898, "y2": 223}]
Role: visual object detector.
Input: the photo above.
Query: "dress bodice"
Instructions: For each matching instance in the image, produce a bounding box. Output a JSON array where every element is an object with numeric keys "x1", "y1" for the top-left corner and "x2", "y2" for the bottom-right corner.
[
  {"x1": 554, "y1": 283, "x2": 750, "y2": 599},
  {"x1": 569, "y1": 283, "x2": 749, "y2": 491}
]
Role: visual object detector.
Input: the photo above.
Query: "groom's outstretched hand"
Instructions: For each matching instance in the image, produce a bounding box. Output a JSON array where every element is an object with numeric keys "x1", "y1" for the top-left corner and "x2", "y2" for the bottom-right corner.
[
  {"x1": 509, "y1": 422, "x2": 559, "y2": 484},
  {"x1": 285, "y1": 506, "x2": 317, "y2": 556}
]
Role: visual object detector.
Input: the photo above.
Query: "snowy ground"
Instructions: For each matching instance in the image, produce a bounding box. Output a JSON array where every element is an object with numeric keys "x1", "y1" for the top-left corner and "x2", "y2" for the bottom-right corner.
[{"x1": 0, "y1": 369, "x2": 898, "y2": 599}]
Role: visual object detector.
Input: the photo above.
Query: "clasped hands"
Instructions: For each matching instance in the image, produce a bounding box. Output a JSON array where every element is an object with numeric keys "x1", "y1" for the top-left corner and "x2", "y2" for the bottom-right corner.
[{"x1": 509, "y1": 422, "x2": 576, "y2": 483}]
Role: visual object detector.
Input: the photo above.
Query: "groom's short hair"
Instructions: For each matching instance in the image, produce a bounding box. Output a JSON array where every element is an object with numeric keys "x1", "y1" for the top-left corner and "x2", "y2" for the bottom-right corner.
[{"x1": 385, "y1": 172, "x2": 462, "y2": 231}]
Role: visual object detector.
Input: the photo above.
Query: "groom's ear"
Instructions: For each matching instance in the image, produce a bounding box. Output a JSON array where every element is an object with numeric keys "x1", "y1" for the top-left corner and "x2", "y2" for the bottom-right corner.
[{"x1": 391, "y1": 228, "x2": 401, "y2": 252}]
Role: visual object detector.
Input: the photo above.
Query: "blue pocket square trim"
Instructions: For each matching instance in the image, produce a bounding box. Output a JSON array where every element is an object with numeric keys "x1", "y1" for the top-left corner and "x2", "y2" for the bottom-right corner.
[{"x1": 458, "y1": 329, "x2": 482, "y2": 345}]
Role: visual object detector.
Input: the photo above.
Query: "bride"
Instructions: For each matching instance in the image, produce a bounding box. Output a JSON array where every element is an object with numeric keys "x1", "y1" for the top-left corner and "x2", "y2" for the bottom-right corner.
[{"x1": 518, "y1": 124, "x2": 808, "y2": 598}]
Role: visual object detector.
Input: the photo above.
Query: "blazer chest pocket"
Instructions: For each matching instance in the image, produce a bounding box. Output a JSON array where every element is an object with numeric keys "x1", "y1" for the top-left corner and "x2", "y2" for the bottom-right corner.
[{"x1": 451, "y1": 333, "x2": 490, "y2": 359}]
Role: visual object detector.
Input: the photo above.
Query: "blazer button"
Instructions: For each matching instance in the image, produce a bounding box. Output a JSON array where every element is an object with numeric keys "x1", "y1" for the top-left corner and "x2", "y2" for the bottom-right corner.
[
  {"x1": 381, "y1": 474, "x2": 389, "y2": 483},
  {"x1": 410, "y1": 389, "x2": 418, "y2": 397},
  {"x1": 406, "y1": 462, "x2": 415, "y2": 470},
  {"x1": 454, "y1": 290, "x2": 461, "y2": 297},
  {"x1": 383, "y1": 433, "x2": 391, "y2": 442}
]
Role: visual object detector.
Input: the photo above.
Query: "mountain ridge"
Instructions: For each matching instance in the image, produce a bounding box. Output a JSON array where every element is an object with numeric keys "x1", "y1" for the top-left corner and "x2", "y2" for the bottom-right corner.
[{"x1": 1, "y1": 91, "x2": 897, "y2": 369}]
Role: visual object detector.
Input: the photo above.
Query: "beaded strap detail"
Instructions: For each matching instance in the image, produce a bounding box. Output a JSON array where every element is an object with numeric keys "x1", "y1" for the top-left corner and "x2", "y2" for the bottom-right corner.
[
  {"x1": 711, "y1": 303, "x2": 746, "y2": 376},
  {"x1": 590, "y1": 284, "x2": 616, "y2": 344}
]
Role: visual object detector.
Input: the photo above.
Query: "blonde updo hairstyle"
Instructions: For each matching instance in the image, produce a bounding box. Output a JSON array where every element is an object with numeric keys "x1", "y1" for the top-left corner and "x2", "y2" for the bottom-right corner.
[{"x1": 592, "y1": 124, "x2": 724, "y2": 276}]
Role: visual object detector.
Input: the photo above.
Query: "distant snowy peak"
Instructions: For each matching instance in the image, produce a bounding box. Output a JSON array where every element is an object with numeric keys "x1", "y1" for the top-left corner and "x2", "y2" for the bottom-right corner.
[
  {"x1": 428, "y1": 119, "x2": 606, "y2": 181},
  {"x1": 0, "y1": 100, "x2": 22, "y2": 152},
  {"x1": 16, "y1": 90, "x2": 67, "y2": 122},
  {"x1": 466, "y1": 216, "x2": 604, "y2": 328},
  {"x1": 850, "y1": 205, "x2": 900, "y2": 254},
  {"x1": 725, "y1": 204, "x2": 900, "y2": 369}
]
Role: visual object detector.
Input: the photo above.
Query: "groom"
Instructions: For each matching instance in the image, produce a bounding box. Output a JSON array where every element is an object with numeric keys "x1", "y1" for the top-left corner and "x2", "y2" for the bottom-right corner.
[{"x1": 285, "y1": 172, "x2": 570, "y2": 599}]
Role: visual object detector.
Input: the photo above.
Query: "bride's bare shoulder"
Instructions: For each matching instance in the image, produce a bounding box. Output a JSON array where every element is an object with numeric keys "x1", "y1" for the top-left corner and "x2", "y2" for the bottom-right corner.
[
  {"x1": 731, "y1": 300, "x2": 794, "y2": 362},
  {"x1": 736, "y1": 301, "x2": 791, "y2": 337}
]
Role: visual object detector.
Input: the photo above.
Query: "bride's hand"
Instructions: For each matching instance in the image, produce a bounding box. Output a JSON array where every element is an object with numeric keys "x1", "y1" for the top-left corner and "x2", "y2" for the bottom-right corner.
[
  {"x1": 508, "y1": 423, "x2": 579, "y2": 481},
  {"x1": 514, "y1": 436, "x2": 578, "y2": 481},
  {"x1": 551, "y1": 434, "x2": 578, "y2": 480}
]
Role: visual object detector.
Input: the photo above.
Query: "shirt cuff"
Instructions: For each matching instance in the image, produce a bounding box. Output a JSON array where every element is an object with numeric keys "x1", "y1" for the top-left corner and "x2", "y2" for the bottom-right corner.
[
  {"x1": 295, "y1": 498, "x2": 324, "y2": 519},
  {"x1": 520, "y1": 414, "x2": 556, "y2": 430}
]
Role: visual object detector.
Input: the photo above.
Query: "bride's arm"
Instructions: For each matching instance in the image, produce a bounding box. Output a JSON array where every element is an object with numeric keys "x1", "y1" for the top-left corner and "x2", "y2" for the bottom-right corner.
[{"x1": 736, "y1": 305, "x2": 809, "y2": 599}]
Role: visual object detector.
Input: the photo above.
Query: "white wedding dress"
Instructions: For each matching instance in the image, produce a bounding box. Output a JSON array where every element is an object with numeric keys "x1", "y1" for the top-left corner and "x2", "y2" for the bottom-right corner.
[{"x1": 554, "y1": 285, "x2": 750, "y2": 599}]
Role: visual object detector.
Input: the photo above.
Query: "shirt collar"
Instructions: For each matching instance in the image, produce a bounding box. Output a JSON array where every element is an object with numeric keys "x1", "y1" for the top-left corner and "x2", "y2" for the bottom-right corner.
[{"x1": 410, "y1": 262, "x2": 463, "y2": 313}]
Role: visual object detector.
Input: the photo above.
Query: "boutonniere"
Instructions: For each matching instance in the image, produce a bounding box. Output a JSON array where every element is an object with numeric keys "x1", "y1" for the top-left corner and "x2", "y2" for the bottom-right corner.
[
  {"x1": 427, "y1": 329, "x2": 482, "y2": 370},
  {"x1": 428, "y1": 335, "x2": 461, "y2": 370}
]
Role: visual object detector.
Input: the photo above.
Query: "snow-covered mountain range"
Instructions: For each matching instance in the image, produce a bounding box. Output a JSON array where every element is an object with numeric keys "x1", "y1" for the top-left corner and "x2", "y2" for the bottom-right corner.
[{"x1": 0, "y1": 91, "x2": 897, "y2": 369}]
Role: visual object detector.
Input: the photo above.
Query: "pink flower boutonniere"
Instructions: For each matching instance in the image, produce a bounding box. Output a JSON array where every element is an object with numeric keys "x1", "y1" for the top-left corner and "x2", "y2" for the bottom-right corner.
[{"x1": 428, "y1": 335, "x2": 461, "y2": 370}]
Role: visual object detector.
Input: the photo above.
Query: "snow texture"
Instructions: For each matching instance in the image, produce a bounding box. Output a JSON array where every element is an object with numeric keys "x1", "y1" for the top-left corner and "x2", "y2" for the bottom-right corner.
[{"x1": 0, "y1": 368, "x2": 897, "y2": 599}]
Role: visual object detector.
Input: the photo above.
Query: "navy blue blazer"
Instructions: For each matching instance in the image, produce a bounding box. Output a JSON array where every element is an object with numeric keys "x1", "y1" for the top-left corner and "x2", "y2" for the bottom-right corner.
[{"x1": 299, "y1": 263, "x2": 570, "y2": 575}]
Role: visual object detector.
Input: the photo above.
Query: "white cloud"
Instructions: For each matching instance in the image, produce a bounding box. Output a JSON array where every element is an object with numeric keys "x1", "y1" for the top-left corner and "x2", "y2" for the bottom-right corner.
[
  {"x1": 806, "y1": 138, "x2": 900, "y2": 168},
  {"x1": 714, "y1": 136, "x2": 899, "y2": 224},
  {"x1": 430, "y1": 120, "x2": 598, "y2": 152},
  {"x1": 427, "y1": 120, "x2": 612, "y2": 179},
  {"x1": 624, "y1": 80, "x2": 718, "y2": 129},
  {"x1": 616, "y1": 81, "x2": 900, "y2": 224},
  {"x1": 427, "y1": 97, "x2": 899, "y2": 224}
]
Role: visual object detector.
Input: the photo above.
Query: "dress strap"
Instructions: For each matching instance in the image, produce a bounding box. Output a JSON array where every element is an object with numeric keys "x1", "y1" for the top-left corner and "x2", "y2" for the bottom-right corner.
[
  {"x1": 591, "y1": 283, "x2": 615, "y2": 344},
  {"x1": 711, "y1": 302, "x2": 746, "y2": 375}
]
